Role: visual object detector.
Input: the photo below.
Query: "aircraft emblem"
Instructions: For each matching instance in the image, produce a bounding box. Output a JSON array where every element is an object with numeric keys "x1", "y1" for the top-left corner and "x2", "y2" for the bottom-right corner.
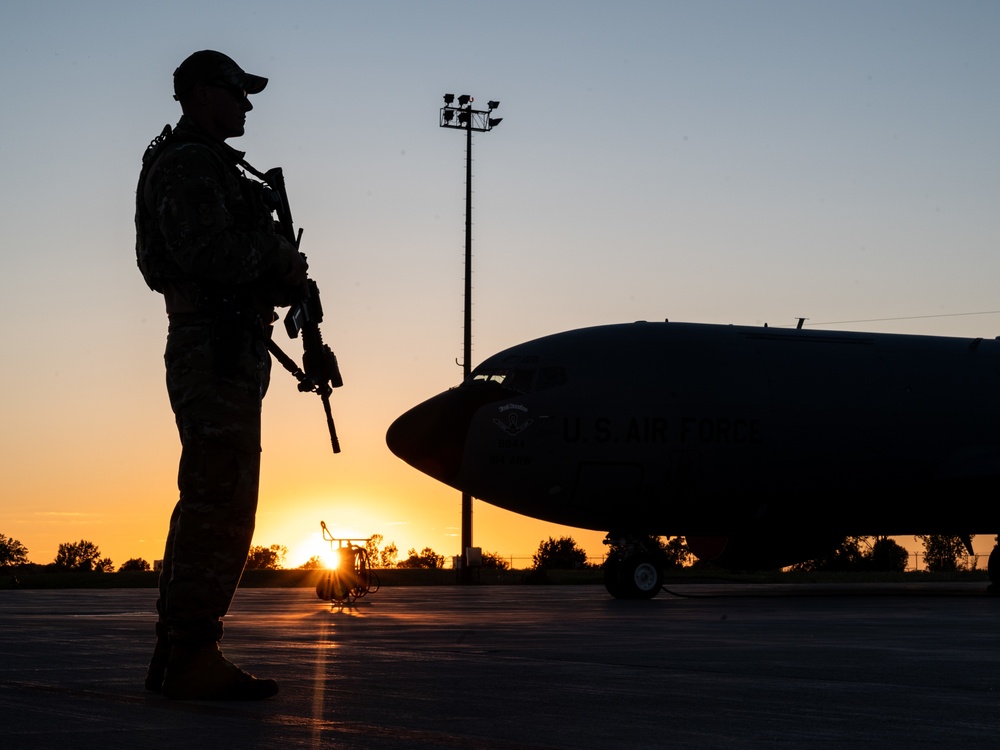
[{"x1": 493, "y1": 403, "x2": 534, "y2": 436}]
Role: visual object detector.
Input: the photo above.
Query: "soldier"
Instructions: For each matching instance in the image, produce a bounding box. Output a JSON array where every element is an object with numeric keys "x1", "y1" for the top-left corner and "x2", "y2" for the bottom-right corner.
[{"x1": 135, "y1": 50, "x2": 307, "y2": 700}]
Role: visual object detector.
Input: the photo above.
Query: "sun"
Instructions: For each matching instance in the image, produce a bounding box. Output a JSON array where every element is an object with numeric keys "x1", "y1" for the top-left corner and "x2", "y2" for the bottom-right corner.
[
  {"x1": 251, "y1": 489, "x2": 421, "y2": 570},
  {"x1": 284, "y1": 530, "x2": 334, "y2": 569},
  {"x1": 273, "y1": 518, "x2": 380, "y2": 570}
]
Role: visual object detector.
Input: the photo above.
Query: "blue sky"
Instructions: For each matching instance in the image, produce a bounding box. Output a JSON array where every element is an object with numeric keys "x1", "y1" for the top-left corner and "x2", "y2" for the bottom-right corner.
[{"x1": 1, "y1": 1, "x2": 998, "y2": 566}]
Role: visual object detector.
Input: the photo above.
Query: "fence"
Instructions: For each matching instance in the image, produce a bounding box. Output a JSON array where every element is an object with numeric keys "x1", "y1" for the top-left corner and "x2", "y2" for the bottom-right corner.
[
  {"x1": 907, "y1": 552, "x2": 986, "y2": 572},
  {"x1": 483, "y1": 553, "x2": 988, "y2": 572}
]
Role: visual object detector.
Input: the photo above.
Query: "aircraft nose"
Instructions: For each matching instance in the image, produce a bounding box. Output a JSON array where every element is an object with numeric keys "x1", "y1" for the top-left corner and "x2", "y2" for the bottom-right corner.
[{"x1": 386, "y1": 385, "x2": 503, "y2": 487}]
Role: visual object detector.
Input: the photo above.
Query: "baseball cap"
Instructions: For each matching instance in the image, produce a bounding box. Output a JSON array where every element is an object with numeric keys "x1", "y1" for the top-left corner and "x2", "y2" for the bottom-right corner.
[{"x1": 173, "y1": 50, "x2": 268, "y2": 99}]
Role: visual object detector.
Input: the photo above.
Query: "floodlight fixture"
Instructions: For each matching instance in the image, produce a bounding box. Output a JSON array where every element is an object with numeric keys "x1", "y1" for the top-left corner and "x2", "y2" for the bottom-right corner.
[
  {"x1": 457, "y1": 94, "x2": 472, "y2": 106},
  {"x1": 488, "y1": 117, "x2": 503, "y2": 128},
  {"x1": 487, "y1": 100, "x2": 500, "y2": 110},
  {"x1": 443, "y1": 93, "x2": 455, "y2": 104},
  {"x1": 442, "y1": 109, "x2": 454, "y2": 122}
]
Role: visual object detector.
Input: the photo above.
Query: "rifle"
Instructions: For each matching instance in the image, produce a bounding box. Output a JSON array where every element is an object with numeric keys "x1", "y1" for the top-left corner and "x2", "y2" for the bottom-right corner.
[{"x1": 246, "y1": 162, "x2": 344, "y2": 454}]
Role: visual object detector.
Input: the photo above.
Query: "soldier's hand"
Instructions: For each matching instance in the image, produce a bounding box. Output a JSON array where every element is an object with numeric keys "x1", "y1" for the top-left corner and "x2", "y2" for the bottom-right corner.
[{"x1": 283, "y1": 250, "x2": 308, "y2": 287}]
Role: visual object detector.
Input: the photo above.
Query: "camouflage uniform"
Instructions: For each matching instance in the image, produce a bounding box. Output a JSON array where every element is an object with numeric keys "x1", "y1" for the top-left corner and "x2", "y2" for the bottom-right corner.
[{"x1": 136, "y1": 115, "x2": 297, "y2": 647}]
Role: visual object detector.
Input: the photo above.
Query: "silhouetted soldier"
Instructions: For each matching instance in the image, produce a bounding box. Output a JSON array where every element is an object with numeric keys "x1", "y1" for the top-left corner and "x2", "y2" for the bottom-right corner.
[{"x1": 135, "y1": 50, "x2": 307, "y2": 700}]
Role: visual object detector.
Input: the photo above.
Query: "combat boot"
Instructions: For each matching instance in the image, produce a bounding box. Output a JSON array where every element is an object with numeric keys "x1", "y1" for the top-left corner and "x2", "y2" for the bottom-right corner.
[
  {"x1": 144, "y1": 623, "x2": 170, "y2": 692},
  {"x1": 161, "y1": 643, "x2": 278, "y2": 700},
  {"x1": 144, "y1": 641, "x2": 170, "y2": 692}
]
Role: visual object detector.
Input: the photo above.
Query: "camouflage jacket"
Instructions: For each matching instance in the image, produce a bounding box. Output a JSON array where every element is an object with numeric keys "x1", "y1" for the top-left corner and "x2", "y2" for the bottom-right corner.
[{"x1": 135, "y1": 116, "x2": 297, "y2": 314}]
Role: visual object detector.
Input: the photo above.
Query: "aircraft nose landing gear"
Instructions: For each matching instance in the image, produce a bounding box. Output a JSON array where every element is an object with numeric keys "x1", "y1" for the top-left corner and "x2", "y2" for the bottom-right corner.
[{"x1": 603, "y1": 536, "x2": 663, "y2": 600}]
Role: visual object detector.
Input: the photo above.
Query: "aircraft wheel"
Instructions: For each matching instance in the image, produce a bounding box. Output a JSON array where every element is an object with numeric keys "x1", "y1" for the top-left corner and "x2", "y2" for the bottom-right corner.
[
  {"x1": 988, "y1": 545, "x2": 1000, "y2": 594},
  {"x1": 620, "y1": 554, "x2": 662, "y2": 600}
]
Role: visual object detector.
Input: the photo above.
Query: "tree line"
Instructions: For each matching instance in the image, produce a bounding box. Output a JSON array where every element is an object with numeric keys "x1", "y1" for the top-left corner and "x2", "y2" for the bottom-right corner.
[{"x1": 0, "y1": 531, "x2": 984, "y2": 574}]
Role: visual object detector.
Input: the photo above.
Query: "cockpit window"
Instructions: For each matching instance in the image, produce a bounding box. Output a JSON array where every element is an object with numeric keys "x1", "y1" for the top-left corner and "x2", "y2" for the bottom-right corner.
[
  {"x1": 468, "y1": 366, "x2": 567, "y2": 393},
  {"x1": 469, "y1": 368, "x2": 535, "y2": 393}
]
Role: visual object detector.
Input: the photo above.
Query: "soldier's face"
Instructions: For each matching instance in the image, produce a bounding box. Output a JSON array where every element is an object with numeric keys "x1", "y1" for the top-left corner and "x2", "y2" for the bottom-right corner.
[{"x1": 202, "y1": 83, "x2": 253, "y2": 140}]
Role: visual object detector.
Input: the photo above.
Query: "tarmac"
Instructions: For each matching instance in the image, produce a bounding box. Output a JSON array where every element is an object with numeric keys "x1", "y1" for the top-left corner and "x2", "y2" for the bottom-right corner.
[{"x1": 2, "y1": 582, "x2": 1000, "y2": 749}]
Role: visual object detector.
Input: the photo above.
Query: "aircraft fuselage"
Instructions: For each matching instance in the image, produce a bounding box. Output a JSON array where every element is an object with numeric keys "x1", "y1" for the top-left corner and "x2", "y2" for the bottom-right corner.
[{"x1": 387, "y1": 321, "x2": 1000, "y2": 548}]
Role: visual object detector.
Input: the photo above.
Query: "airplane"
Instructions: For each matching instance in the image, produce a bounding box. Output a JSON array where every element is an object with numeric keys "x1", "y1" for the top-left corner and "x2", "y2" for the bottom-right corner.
[{"x1": 386, "y1": 320, "x2": 1000, "y2": 598}]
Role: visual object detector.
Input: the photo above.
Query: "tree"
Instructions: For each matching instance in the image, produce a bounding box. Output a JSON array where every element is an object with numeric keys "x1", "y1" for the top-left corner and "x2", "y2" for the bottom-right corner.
[
  {"x1": 397, "y1": 547, "x2": 445, "y2": 569},
  {"x1": 481, "y1": 551, "x2": 510, "y2": 570},
  {"x1": 790, "y1": 536, "x2": 911, "y2": 573},
  {"x1": 379, "y1": 542, "x2": 399, "y2": 569},
  {"x1": 790, "y1": 536, "x2": 868, "y2": 573},
  {"x1": 298, "y1": 555, "x2": 325, "y2": 570},
  {"x1": 869, "y1": 537, "x2": 909, "y2": 572},
  {"x1": 361, "y1": 534, "x2": 400, "y2": 569},
  {"x1": 245, "y1": 544, "x2": 287, "y2": 570},
  {"x1": 660, "y1": 537, "x2": 693, "y2": 569},
  {"x1": 364, "y1": 534, "x2": 383, "y2": 564},
  {"x1": 119, "y1": 557, "x2": 151, "y2": 572},
  {"x1": 916, "y1": 535, "x2": 973, "y2": 572},
  {"x1": 607, "y1": 536, "x2": 692, "y2": 569},
  {"x1": 0, "y1": 533, "x2": 29, "y2": 567},
  {"x1": 53, "y1": 540, "x2": 106, "y2": 571},
  {"x1": 95, "y1": 557, "x2": 115, "y2": 573},
  {"x1": 532, "y1": 536, "x2": 590, "y2": 570}
]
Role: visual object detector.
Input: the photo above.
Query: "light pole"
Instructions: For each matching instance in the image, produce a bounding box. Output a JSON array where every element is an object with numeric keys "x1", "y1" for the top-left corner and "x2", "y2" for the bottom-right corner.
[{"x1": 440, "y1": 93, "x2": 502, "y2": 582}]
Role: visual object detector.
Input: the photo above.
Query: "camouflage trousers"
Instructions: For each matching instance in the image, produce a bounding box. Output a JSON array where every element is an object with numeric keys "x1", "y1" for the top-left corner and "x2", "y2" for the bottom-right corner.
[{"x1": 156, "y1": 312, "x2": 271, "y2": 646}]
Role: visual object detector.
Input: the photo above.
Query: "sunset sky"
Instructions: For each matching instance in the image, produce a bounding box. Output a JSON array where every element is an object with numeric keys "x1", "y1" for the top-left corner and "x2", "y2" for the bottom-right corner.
[{"x1": 2, "y1": 1, "x2": 999, "y2": 569}]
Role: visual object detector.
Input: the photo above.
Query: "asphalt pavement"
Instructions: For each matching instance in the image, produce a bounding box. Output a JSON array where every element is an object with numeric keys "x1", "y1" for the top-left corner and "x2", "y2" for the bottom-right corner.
[{"x1": 2, "y1": 583, "x2": 1000, "y2": 749}]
